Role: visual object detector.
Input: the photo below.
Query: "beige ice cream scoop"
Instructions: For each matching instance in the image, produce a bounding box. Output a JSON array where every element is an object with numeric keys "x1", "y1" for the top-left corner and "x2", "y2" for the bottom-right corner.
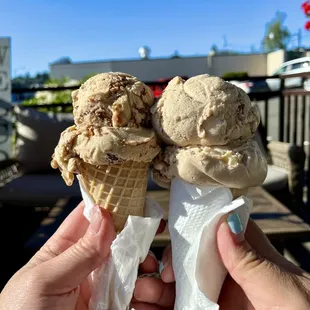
[
  {"x1": 151, "y1": 74, "x2": 267, "y2": 190},
  {"x1": 152, "y1": 140, "x2": 267, "y2": 189},
  {"x1": 73, "y1": 72, "x2": 154, "y2": 129},
  {"x1": 152, "y1": 74, "x2": 260, "y2": 147},
  {"x1": 51, "y1": 72, "x2": 160, "y2": 232}
]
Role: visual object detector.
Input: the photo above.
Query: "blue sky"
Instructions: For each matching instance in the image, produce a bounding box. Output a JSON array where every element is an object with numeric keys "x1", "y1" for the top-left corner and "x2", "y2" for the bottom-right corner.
[{"x1": 0, "y1": 0, "x2": 308, "y2": 77}]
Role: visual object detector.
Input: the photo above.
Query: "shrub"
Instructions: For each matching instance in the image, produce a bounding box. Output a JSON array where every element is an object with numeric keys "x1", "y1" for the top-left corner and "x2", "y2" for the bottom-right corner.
[{"x1": 221, "y1": 72, "x2": 249, "y2": 80}]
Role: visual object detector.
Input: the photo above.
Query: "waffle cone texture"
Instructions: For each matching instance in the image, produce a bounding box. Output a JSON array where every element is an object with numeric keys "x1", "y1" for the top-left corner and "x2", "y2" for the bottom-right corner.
[{"x1": 79, "y1": 160, "x2": 149, "y2": 232}]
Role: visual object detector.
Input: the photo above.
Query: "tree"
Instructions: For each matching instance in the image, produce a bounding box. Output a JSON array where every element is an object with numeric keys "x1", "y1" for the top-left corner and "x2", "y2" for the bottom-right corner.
[
  {"x1": 12, "y1": 71, "x2": 49, "y2": 88},
  {"x1": 262, "y1": 12, "x2": 291, "y2": 52},
  {"x1": 171, "y1": 50, "x2": 180, "y2": 58},
  {"x1": 210, "y1": 44, "x2": 218, "y2": 54}
]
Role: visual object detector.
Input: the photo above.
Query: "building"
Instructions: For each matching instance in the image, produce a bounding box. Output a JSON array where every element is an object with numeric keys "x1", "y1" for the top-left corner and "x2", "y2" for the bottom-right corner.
[{"x1": 50, "y1": 50, "x2": 287, "y2": 82}]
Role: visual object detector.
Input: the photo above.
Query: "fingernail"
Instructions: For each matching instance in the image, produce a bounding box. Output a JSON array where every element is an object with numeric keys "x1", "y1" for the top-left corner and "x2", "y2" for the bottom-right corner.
[
  {"x1": 227, "y1": 212, "x2": 243, "y2": 235},
  {"x1": 148, "y1": 250, "x2": 157, "y2": 260},
  {"x1": 89, "y1": 205, "x2": 103, "y2": 235},
  {"x1": 159, "y1": 261, "x2": 165, "y2": 274},
  {"x1": 159, "y1": 255, "x2": 169, "y2": 274}
]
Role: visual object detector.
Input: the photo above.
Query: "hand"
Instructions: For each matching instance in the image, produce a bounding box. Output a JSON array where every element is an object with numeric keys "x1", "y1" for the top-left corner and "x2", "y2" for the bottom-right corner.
[
  {"x1": 131, "y1": 244, "x2": 175, "y2": 310},
  {"x1": 157, "y1": 216, "x2": 310, "y2": 310},
  {"x1": 217, "y1": 214, "x2": 310, "y2": 310},
  {"x1": 0, "y1": 201, "x2": 173, "y2": 310},
  {"x1": 0, "y1": 202, "x2": 116, "y2": 310}
]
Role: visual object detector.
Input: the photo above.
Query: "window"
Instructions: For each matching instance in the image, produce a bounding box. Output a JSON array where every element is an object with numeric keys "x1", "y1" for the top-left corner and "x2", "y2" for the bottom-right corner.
[
  {"x1": 291, "y1": 63, "x2": 302, "y2": 70},
  {"x1": 274, "y1": 66, "x2": 287, "y2": 75},
  {"x1": 286, "y1": 64, "x2": 293, "y2": 71}
]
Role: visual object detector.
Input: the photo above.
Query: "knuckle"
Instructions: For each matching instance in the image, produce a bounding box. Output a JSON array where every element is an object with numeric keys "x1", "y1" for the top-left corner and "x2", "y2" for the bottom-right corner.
[
  {"x1": 41, "y1": 242, "x2": 61, "y2": 259},
  {"x1": 232, "y1": 243, "x2": 266, "y2": 282},
  {"x1": 71, "y1": 236, "x2": 102, "y2": 264}
]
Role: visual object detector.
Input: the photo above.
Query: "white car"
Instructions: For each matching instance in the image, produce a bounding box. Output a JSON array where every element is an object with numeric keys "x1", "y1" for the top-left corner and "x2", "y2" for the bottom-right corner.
[
  {"x1": 266, "y1": 57, "x2": 310, "y2": 91},
  {"x1": 229, "y1": 79, "x2": 270, "y2": 94}
]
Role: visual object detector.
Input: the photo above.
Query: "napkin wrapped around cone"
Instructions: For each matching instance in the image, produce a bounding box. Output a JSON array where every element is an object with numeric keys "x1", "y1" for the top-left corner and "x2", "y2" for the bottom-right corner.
[{"x1": 151, "y1": 75, "x2": 268, "y2": 309}]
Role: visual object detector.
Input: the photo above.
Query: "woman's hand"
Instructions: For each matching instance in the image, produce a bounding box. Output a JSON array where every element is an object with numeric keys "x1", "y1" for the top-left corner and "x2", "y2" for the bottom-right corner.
[
  {"x1": 217, "y1": 214, "x2": 310, "y2": 309},
  {"x1": 0, "y1": 202, "x2": 116, "y2": 310},
  {"x1": 131, "y1": 244, "x2": 175, "y2": 310},
  {"x1": 156, "y1": 215, "x2": 310, "y2": 310},
  {"x1": 0, "y1": 202, "x2": 172, "y2": 310}
]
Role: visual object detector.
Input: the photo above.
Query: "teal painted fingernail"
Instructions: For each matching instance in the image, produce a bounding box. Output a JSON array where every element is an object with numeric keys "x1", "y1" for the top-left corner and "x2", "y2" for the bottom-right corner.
[
  {"x1": 227, "y1": 212, "x2": 243, "y2": 234},
  {"x1": 159, "y1": 261, "x2": 164, "y2": 274}
]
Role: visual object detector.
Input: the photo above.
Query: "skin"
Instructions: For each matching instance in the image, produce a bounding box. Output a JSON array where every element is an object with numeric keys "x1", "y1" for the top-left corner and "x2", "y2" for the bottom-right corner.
[
  {"x1": 216, "y1": 218, "x2": 310, "y2": 310},
  {"x1": 131, "y1": 242, "x2": 175, "y2": 310},
  {"x1": 155, "y1": 218, "x2": 310, "y2": 310},
  {"x1": 0, "y1": 202, "x2": 171, "y2": 310},
  {"x1": 1, "y1": 203, "x2": 309, "y2": 310}
]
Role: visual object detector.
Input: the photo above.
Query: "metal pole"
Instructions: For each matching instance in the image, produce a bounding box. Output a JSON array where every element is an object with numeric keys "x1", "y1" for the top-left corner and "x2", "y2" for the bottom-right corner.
[
  {"x1": 279, "y1": 78, "x2": 285, "y2": 142},
  {"x1": 298, "y1": 28, "x2": 302, "y2": 48},
  {"x1": 0, "y1": 37, "x2": 11, "y2": 161}
]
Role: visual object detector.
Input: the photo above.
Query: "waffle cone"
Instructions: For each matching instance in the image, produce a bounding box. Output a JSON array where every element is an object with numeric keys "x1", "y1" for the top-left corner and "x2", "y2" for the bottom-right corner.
[
  {"x1": 230, "y1": 188, "x2": 248, "y2": 199},
  {"x1": 79, "y1": 161, "x2": 149, "y2": 232}
]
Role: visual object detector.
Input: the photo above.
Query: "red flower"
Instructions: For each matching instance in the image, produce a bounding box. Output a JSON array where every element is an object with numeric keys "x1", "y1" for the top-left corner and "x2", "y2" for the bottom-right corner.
[
  {"x1": 302, "y1": 1, "x2": 310, "y2": 14},
  {"x1": 305, "y1": 20, "x2": 310, "y2": 30}
]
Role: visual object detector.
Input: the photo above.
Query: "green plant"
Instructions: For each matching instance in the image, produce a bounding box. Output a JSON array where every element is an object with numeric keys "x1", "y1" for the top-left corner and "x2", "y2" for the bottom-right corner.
[
  {"x1": 20, "y1": 73, "x2": 99, "y2": 113},
  {"x1": 80, "y1": 73, "x2": 99, "y2": 83},
  {"x1": 45, "y1": 76, "x2": 71, "y2": 87},
  {"x1": 21, "y1": 76, "x2": 75, "y2": 113},
  {"x1": 221, "y1": 72, "x2": 249, "y2": 80}
]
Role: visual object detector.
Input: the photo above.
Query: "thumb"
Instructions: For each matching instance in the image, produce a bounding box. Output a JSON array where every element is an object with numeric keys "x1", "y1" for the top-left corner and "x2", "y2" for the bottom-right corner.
[
  {"x1": 217, "y1": 213, "x2": 300, "y2": 308},
  {"x1": 36, "y1": 206, "x2": 116, "y2": 293}
]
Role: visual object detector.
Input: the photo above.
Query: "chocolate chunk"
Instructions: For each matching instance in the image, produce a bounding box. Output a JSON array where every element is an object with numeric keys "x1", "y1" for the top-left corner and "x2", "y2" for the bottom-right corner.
[{"x1": 106, "y1": 153, "x2": 123, "y2": 164}]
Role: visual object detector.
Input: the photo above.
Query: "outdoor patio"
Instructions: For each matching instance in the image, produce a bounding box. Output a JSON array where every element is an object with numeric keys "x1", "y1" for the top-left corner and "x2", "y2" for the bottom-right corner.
[{"x1": 1, "y1": 73, "x2": 310, "y2": 290}]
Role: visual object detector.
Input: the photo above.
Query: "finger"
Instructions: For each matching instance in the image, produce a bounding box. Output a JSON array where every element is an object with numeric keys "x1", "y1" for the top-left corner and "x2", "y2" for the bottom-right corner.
[
  {"x1": 217, "y1": 212, "x2": 301, "y2": 309},
  {"x1": 156, "y1": 219, "x2": 166, "y2": 235},
  {"x1": 245, "y1": 219, "x2": 303, "y2": 273},
  {"x1": 218, "y1": 275, "x2": 249, "y2": 310},
  {"x1": 140, "y1": 251, "x2": 158, "y2": 274},
  {"x1": 134, "y1": 277, "x2": 175, "y2": 308},
  {"x1": 29, "y1": 201, "x2": 90, "y2": 266},
  {"x1": 76, "y1": 291, "x2": 89, "y2": 310},
  {"x1": 160, "y1": 245, "x2": 175, "y2": 283},
  {"x1": 34, "y1": 206, "x2": 116, "y2": 294},
  {"x1": 79, "y1": 277, "x2": 92, "y2": 306}
]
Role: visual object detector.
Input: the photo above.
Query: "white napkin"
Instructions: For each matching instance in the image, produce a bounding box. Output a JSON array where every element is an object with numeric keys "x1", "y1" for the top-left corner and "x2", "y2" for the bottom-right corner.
[
  {"x1": 78, "y1": 177, "x2": 163, "y2": 310},
  {"x1": 169, "y1": 178, "x2": 252, "y2": 310}
]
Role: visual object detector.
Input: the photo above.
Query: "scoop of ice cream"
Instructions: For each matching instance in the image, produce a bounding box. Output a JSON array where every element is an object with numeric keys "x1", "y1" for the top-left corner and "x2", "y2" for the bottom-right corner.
[
  {"x1": 73, "y1": 72, "x2": 154, "y2": 130},
  {"x1": 151, "y1": 75, "x2": 260, "y2": 147},
  {"x1": 51, "y1": 72, "x2": 160, "y2": 185},
  {"x1": 52, "y1": 125, "x2": 160, "y2": 186},
  {"x1": 152, "y1": 140, "x2": 267, "y2": 189}
]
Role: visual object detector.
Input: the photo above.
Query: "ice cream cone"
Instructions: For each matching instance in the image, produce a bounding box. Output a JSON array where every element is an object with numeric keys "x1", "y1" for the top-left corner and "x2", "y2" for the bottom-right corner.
[
  {"x1": 230, "y1": 188, "x2": 249, "y2": 199},
  {"x1": 79, "y1": 160, "x2": 149, "y2": 232}
]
